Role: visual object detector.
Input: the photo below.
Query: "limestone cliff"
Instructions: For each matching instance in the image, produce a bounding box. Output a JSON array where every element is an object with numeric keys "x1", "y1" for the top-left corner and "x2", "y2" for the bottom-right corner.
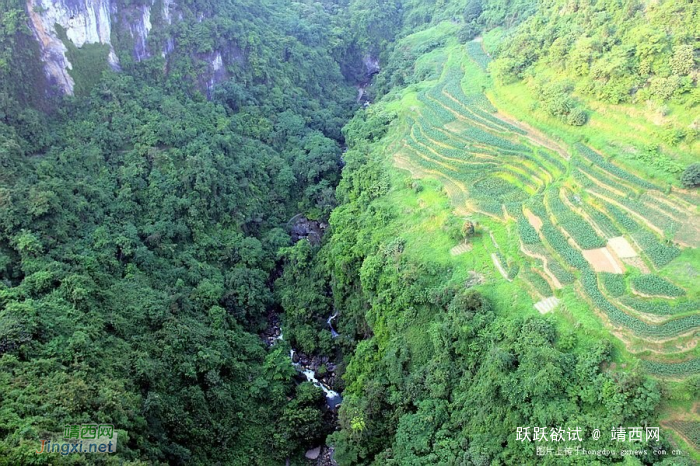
[
  {"x1": 26, "y1": 0, "x2": 169, "y2": 94},
  {"x1": 25, "y1": 0, "x2": 234, "y2": 97},
  {"x1": 26, "y1": 0, "x2": 119, "y2": 94}
]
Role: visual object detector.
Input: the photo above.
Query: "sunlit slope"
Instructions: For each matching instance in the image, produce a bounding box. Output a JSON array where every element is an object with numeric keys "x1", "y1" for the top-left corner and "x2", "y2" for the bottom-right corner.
[{"x1": 386, "y1": 35, "x2": 699, "y2": 380}]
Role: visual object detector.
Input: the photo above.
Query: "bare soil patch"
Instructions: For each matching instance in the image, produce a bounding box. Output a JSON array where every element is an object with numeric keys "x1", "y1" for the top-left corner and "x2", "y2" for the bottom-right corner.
[
  {"x1": 675, "y1": 218, "x2": 700, "y2": 248},
  {"x1": 525, "y1": 209, "x2": 543, "y2": 231},
  {"x1": 630, "y1": 288, "x2": 680, "y2": 300},
  {"x1": 607, "y1": 236, "x2": 637, "y2": 258},
  {"x1": 621, "y1": 256, "x2": 650, "y2": 273},
  {"x1": 582, "y1": 247, "x2": 624, "y2": 274},
  {"x1": 491, "y1": 253, "x2": 510, "y2": 281},
  {"x1": 465, "y1": 271, "x2": 485, "y2": 288}
]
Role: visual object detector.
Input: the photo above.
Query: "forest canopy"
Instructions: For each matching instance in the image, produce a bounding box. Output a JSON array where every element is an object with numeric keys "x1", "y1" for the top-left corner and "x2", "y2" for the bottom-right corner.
[{"x1": 0, "y1": 0, "x2": 698, "y2": 464}]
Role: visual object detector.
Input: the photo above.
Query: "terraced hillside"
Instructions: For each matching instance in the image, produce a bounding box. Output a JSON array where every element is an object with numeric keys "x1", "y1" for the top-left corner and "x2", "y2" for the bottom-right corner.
[{"x1": 389, "y1": 36, "x2": 699, "y2": 381}]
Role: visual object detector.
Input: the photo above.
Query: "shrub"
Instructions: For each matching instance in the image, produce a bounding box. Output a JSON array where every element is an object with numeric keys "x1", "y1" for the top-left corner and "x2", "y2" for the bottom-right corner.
[
  {"x1": 567, "y1": 107, "x2": 588, "y2": 126},
  {"x1": 670, "y1": 44, "x2": 695, "y2": 76},
  {"x1": 457, "y1": 23, "x2": 480, "y2": 44},
  {"x1": 681, "y1": 163, "x2": 700, "y2": 189}
]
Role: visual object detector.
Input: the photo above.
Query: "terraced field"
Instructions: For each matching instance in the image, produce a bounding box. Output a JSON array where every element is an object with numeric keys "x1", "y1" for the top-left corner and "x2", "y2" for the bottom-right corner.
[{"x1": 393, "y1": 39, "x2": 699, "y2": 380}]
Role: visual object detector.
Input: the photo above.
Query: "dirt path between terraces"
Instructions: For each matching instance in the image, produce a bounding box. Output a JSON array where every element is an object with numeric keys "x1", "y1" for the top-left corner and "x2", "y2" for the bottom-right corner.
[
  {"x1": 490, "y1": 108, "x2": 571, "y2": 160},
  {"x1": 519, "y1": 240, "x2": 563, "y2": 289}
]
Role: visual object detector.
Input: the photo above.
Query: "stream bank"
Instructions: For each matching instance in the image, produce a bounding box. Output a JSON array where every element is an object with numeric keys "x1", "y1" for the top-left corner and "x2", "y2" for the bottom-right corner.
[
  {"x1": 261, "y1": 310, "x2": 342, "y2": 465},
  {"x1": 262, "y1": 311, "x2": 343, "y2": 410},
  {"x1": 260, "y1": 214, "x2": 345, "y2": 463}
]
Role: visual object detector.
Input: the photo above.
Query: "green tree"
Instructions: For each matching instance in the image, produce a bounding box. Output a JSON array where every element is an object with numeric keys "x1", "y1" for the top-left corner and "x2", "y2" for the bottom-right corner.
[{"x1": 681, "y1": 163, "x2": 700, "y2": 188}]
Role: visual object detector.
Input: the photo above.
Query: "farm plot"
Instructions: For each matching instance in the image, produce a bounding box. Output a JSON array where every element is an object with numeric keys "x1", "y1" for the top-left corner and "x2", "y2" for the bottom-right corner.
[
  {"x1": 465, "y1": 40, "x2": 492, "y2": 70},
  {"x1": 664, "y1": 420, "x2": 700, "y2": 450},
  {"x1": 390, "y1": 39, "x2": 698, "y2": 379},
  {"x1": 631, "y1": 275, "x2": 686, "y2": 298},
  {"x1": 522, "y1": 268, "x2": 554, "y2": 297},
  {"x1": 619, "y1": 297, "x2": 700, "y2": 317},
  {"x1": 575, "y1": 143, "x2": 661, "y2": 190},
  {"x1": 601, "y1": 272, "x2": 626, "y2": 297},
  {"x1": 546, "y1": 188, "x2": 607, "y2": 250},
  {"x1": 642, "y1": 359, "x2": 700, "y2": 378},
  {"x1": 582, "y1": 247, "x2": 624, "y2": 274}
]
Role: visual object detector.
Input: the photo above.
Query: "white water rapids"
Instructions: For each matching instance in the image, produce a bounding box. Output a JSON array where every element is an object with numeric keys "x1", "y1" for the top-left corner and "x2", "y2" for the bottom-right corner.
[{"x1": 290, "y1": 350, "x2": 342, "y2": 409}]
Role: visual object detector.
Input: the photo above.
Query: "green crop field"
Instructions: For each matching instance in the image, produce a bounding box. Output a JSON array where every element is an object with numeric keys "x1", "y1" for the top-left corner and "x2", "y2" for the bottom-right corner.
[
  {"x1": 352, "y1": 18, "x2": 700, "y2": 459},
  {"x1": 383, "y1": 29, "x2": 699, "y2": 390}
]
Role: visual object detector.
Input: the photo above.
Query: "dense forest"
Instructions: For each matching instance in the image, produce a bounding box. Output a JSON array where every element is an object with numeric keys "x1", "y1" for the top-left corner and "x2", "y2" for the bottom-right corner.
[
  {"x1": 0, "y1": 0, "x2": 360, "y2": 463},
  {"x1": 0, "y1": 0, "x2": 698, "y2": 464}
]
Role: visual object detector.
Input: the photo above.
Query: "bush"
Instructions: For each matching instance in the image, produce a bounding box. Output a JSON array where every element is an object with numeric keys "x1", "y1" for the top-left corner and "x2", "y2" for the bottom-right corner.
[
  {"x1": 567, "y1": 107, "x2": 588, "y2": 126},
  {"x1": 670, "y1": 44, "x2": 695, "y2": 76},
  {"x1": 457, "y1": 23, "x2": 480, "y2": 43},
  {"x1": 681, "y1": 163, "x2": 700, "y2": 188}
]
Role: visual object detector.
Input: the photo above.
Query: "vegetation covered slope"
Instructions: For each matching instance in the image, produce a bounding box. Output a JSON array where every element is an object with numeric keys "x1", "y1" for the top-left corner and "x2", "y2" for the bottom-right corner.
[
  {"x1": 491, "y1": 0, "x2": 698, "y2": 173},
  {"x1": 0, "y1": 1, "x2": 364, "y2": 464},
  {"x1": 315, "y1": 11, "x2": 699, "y2": 463},
  {"x1": 0, "y1": 0, "x2": 697, "y2": 464}
]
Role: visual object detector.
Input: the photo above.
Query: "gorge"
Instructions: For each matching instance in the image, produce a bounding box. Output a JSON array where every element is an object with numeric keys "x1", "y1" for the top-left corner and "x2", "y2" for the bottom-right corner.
[{"x1": 0, "y1": 0, "x2": 698, "y2": 464}]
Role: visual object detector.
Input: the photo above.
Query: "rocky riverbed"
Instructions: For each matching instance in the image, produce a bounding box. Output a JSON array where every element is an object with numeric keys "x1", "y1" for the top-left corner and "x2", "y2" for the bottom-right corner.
[
  {"x1": 261, "y1": 311, "x2": 341, "y2": 464},
  {"x1": 261, "y1": 312, "x2": 343, "y2": 409}
]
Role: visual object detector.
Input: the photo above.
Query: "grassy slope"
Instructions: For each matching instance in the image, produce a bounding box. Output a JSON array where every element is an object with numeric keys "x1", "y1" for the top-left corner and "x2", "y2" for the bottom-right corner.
[
  {"x1": 368, "y1": 22, "x2": 699, "y2": 460},
  {"x1": 482, "y1": 28, "x2": 700, "y2": 184}
]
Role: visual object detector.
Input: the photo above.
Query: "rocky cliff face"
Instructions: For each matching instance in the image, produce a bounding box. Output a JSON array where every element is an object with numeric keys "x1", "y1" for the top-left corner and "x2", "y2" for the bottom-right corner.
[
  {"x1": 25, "y1": 0, "x2": 236, "y2": 97},
  {"x1": 122, "y1": 3, "x2": 152, "y2": 62},
  {"x1": 26, "y1": 0, "x2": 119, "y2": 94},
  {"x1": 25, "y1": 0, "x2": 197, "y2": 95}
]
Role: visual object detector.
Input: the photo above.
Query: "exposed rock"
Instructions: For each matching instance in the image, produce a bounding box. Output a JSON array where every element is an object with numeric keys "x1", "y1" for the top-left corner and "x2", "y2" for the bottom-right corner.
[
  {"x1": 203, "y1": 51, "x2": 227, "y2": 96},
  {"x1": 24, "y1": 0, "x2": 241, "y2": 97},
  {"x1": 162, "y1": 0, "x2": 179, "y2": 25},
  {"x1": 465, "y1": 271, "x2": 485, "y2": 288},
  {"x1": 122, "y1": 3, "x2": 153, "y2": 61},
  {"x1": 305, "y1": 446, "x2": 321, "y2": 460},
  {"x1": 26, "y1": 0, "x2": 119, "y2": 94},
  {"x1": 261, "y1": 311, "x2": 284, "y2": 347},
  {"x1": 289, "y1": 216, "x2": 326, "y2": 245},
  {"x1": 362, "y1": 54, "x2": 380, "y2": 79},
  {"x1": 25, "y1": 0, "x2": 182, "y2": 94},
  {"x1": 319, "y1": 446, "x2": 338, "y2": 466}
]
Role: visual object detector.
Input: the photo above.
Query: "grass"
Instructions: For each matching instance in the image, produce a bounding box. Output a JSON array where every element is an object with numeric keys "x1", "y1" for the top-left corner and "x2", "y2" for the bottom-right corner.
[
  {"x1": 488, "y1": 78, "x2": 697, "y2": 187},
  {"x1": 658, "y1": 249, "x2": 700, "y2": 299}
]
